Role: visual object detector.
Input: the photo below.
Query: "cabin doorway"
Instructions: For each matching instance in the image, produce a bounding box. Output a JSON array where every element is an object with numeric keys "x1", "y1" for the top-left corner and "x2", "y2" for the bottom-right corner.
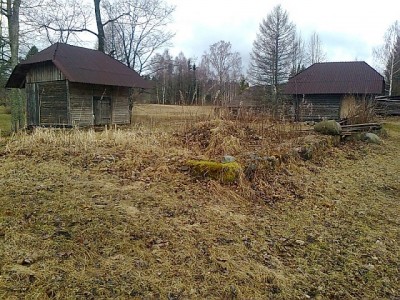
[{"x1": 93, "y1": 96, "x2": 111, "y2": 125}]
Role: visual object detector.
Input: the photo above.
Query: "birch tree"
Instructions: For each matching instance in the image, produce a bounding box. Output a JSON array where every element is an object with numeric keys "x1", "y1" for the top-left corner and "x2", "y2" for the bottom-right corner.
[
  {"x1": 201, "y1": 40, "x2": 242, "y2": 105},
  {"x1": 306, "y1": 31, "x2": 326, "y2": 66},
  {"x1": 374, "y1": 21, "x2": 400, "y2": 96},
  {"x1": 291, "y1": 33, "x2": 305, "y2": 76}
]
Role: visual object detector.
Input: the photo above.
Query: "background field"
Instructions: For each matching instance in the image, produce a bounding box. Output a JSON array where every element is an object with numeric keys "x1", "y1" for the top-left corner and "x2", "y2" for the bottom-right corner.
[
  {"x1": 0, "y1": 105, "x2": 399, "y2": 299},
  {"x1": 0, "y1": 106, "x2": 11, "y2": 136},
  {"x1": 132, "y1": 104, "x2": 216, "y2": 130}
]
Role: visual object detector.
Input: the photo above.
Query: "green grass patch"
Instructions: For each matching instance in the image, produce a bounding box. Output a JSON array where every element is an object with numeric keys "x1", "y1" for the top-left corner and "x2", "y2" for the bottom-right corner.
[
  {"x1": 0, "y1": 106, "x2": 11, "y2": 136},
  {"x1": 383, "y1": 121, "x2": 400, "y2": 133}
]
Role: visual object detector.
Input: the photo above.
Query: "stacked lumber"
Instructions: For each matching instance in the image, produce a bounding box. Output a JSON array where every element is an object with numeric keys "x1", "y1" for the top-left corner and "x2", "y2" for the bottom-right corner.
[
  {"x1": 375, "y1": 96, "x2": 400, "y2": 116},
  {"x1": 341, "y1": 123, "x2": 382, "y2": 136}
]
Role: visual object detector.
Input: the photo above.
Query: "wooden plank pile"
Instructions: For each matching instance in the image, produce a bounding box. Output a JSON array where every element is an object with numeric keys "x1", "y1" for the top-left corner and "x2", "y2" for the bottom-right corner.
[
  {"x1": 375, "y1": 96, "x2": 400, "y2": 116},
  {"x1": 341, "y1": 123, "x2": 382, "y2": 136}
]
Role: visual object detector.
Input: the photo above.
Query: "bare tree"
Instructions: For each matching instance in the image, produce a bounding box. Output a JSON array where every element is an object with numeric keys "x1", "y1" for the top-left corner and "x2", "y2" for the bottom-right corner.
[
  {"x1": 24, "y1": 0, "x2": 131, "y2": 52},
  {"x1": 24, "y1": 0, "x2": 92, "y2": 45},
  {"x1": 150, "y1": 49, "x2": 174, "y2": 104},
  {"x1": 374, "y1": 21, "x2": 400, "y2": 96},
  {"x1": 306, "y1": 31, "x2": 326, "y2": 66},
  {"x1": 291, "y1": 32, "x2": 305, "y2": 76},
  {"x1": 94, "y1": 0, "x2": 105, "y2": 51},
  {"x1": 1, "y1": 0, "x2": 23, "y2": 131},
  {"x1": 248, "y1": 5, "x2": 295, "y2": 115},
  {"x1": 201, "y1": 40, "x2": 242, "y2": 105},
  {"x1": 2, "y1": 0, "x2": 20, "y2": 67},
  {"x1": 248, "y1": 5, "x2": 296, "y2": 87},
  {"x1": 103, "y1": 0, "x2": 175, "y2": 74}
]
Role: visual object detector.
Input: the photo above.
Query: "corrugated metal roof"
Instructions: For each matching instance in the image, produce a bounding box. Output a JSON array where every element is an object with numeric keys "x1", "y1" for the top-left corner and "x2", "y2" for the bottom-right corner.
[
  {"x1": 6, "y1": 43, "x2": 151, "y2": 89},
  {"x1": 284, "y1": 61, "x2": 384, "y2": 95}
]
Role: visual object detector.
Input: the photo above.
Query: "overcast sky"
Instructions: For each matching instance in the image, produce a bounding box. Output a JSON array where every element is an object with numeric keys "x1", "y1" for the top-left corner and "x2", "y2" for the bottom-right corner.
[{"x1": 165, "y1": 0, "x2": 400, "y2": 71}]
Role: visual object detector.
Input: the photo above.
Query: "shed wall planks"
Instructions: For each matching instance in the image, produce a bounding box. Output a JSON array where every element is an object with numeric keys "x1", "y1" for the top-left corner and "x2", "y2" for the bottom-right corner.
[
  {"x1": 24, "y1": 63, "x2": 132, "y2": 126},
  {"x1": 112, "y1": 87, "x2": 130, "y2": 124},
  {"x1": 37, "y1": 81, "x2": 68, "y2": 125},
  {"x1": 26, "y1": 62, "x2": 65, "y2": 83}
]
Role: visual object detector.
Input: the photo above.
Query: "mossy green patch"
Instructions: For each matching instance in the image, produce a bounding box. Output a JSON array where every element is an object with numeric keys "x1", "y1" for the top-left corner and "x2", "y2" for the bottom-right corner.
[{"x1": 187, "y1": 159, "x2": 241, "y2": 183}]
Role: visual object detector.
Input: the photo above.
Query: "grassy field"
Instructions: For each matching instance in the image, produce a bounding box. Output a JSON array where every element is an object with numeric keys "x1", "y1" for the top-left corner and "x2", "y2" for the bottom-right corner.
[
  {"x1": 132, "y1": 104, "x2": 216, "y2": 130},
  {"x1": 0, "y1": 106, "x2": 399, "y2": 299},
  {"x1": 0, "y1": 106, "x2": 11, "y2": 136}
]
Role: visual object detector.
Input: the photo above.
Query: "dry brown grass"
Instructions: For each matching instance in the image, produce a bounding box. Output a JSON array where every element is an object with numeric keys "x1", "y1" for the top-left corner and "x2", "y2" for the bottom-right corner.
[
  {"x1": 1, "y1": 106, "x2": 399, "y2": 299},
  {"x1": 132, "y1": 104, "x2": 215, "y2": 131}
]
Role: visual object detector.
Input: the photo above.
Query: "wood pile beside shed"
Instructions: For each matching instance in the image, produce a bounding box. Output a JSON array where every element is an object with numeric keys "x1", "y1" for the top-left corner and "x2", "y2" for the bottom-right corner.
[{"x1": 375, "y1": 96, "x2": 400, "y2": 116}]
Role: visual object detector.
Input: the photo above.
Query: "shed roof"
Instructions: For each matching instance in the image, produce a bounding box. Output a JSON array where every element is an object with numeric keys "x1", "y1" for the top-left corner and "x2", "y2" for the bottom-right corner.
[
  {"x1": 284, "y1": 61, "x2": 384, "y2": 95},
  {"x1": 6, "y1": 43, "x2": 151, "y2": 89}
]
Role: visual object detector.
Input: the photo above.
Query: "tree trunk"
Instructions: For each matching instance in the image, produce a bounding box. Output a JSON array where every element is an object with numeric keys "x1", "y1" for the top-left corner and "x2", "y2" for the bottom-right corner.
[
  {"x1": 389, "y1": 54, "x2": 394, "y2": 96},
  {"x1": 7, "y1": 0, "x2": 20, "y2": 68},
  {"x1": 7, "y1": 0, "x2": 23, "y2": 131},
  {"x1": 94, "y1": 0, "x2": 105, "y2": 52}
]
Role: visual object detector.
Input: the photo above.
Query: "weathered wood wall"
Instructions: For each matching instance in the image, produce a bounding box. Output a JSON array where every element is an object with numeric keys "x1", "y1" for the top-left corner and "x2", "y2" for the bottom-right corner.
[
  {"x1": 295, "y1": 94, "x2": 341, "y2": 121},
  {"x1": 26, "y1": 83, "x2": 38, "y2": 126},
  {"x1": 26, "y1": 62, "x2": 65, "y2": 83},
  {"x1": 69, "y1": 83, "x2": 130, "y2": 126},
  {"x1": 25, "y1": 62, "x2": 131, "y2": 126},
  {"x1": 112, "y1": 86, "x2": 130, "y2": 124},
  {"x1": 25, "y1": 62, "x2": 68, "y2": 126},
  {"x1": 38, "y1": 81, "x2": 68, "y2": 125}
]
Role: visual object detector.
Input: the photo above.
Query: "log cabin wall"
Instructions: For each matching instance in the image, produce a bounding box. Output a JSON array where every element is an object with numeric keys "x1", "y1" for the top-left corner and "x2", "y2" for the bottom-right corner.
[{"x1": 296, "y1": 94, "x2": 341, "y2": 121}]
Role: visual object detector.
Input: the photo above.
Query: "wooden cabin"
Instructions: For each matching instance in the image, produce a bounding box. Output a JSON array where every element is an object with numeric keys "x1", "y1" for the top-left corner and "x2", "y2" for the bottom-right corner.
[
  {"x1": 6, "y1": 43, "x2": 150, "y2": 127},
  {"x1": 284, "y1": 61, "x2": 385, "y2": 121}
]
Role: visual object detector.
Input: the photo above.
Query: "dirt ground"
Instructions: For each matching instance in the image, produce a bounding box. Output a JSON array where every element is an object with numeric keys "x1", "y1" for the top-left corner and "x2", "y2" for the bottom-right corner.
[{"x1": 0, "y1": 117, "x2": 399, "y2": 299}]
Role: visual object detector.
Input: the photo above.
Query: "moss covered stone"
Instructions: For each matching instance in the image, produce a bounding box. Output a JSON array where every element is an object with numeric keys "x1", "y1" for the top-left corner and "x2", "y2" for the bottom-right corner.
[
  {"x1": 187, "y1": 160, "x2": 241, "y2": 183},
  {"x1": 314, "y1": 120, "x2": 342, "y2": 135}
]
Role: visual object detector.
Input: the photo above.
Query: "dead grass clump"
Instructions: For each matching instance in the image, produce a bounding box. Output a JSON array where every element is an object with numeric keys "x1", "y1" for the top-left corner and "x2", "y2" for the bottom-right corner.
[
  {"x1": 343, "y1": 97, "x2": 377, "y2": 124},
  {"x1": 182, "y1": 119, "x2": 257, "y2": 156}
]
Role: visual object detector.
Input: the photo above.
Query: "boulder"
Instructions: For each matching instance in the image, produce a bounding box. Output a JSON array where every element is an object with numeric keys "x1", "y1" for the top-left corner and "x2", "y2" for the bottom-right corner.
[
  {"x1": 221, "y1": 155, "x2": 236, "y2": 163},
  {"x1": 314, "y1": 120, "x2": 342, "y2": 135},
  {"x1": 363, "y1": 132, "x2": 382, "y2": 144}
]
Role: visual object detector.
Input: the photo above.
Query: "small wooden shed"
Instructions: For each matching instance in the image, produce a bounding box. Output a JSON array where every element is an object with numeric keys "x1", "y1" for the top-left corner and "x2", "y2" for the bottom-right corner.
[
  {"x1": 284, "y1": 61, "x2": 385, "y2": 121},
  {"x1": 6, "y1": 43, "x2": 151, "y2": 127}
]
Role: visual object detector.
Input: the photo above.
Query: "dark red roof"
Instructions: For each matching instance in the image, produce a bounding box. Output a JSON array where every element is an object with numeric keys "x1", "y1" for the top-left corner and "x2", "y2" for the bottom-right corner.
[
  {"x1": 6, "y1": 43, "x2": 151, "y2": 89},
  {"x1": 284, "y1": 61, "x2": 384, "y2": 95}
]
